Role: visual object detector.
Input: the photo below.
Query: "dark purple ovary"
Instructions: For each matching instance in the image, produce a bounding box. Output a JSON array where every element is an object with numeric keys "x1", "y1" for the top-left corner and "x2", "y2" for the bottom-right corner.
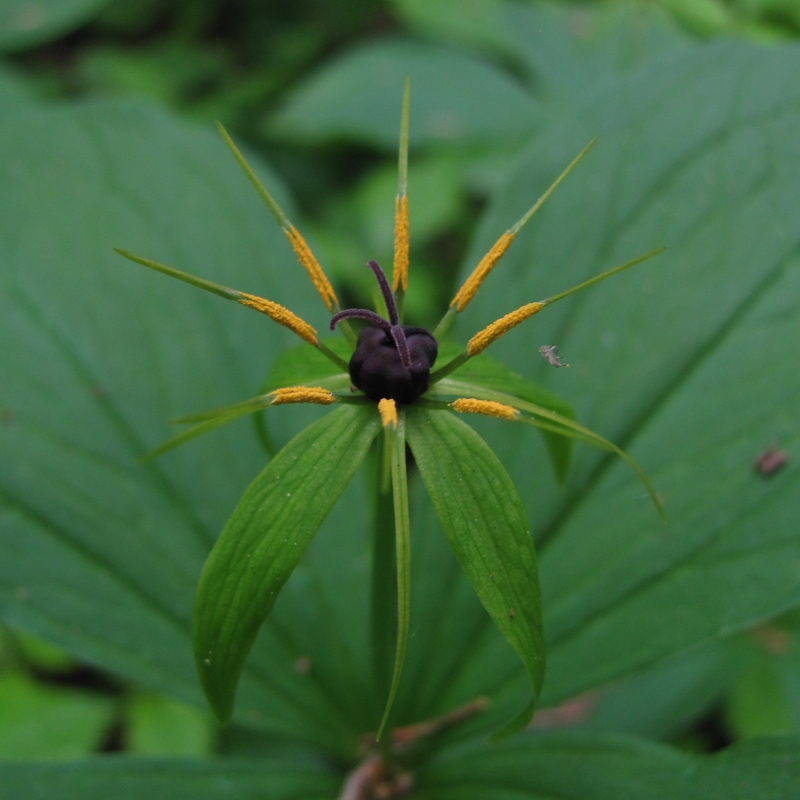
[{"x1": 349, "y1": 325, "x2": 438, "y2": 405}]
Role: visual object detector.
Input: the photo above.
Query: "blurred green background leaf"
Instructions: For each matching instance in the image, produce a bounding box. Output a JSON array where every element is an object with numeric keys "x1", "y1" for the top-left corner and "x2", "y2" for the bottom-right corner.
[
  {"x1": 1, "y1": 0, "x2": 800, "y2": 795},
  {"x1": 268, "y1": 38, "x2": 540, "y2": 149},
  {"x1": 0, "y1": 0, "x2": 111, "y2": 52}
]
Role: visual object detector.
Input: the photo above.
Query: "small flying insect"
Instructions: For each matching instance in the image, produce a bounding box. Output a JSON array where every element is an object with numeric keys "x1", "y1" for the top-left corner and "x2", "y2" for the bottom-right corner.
[{"x1": 539, "y1": 345, "x2": 570, "y2": 368}]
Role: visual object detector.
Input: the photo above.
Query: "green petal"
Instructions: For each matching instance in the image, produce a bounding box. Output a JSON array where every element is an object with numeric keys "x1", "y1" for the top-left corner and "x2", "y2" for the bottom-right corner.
[
  {"x1": 193, "y1": 405, "x2": 380, "y2": 723},
  {"x1": 406, "y1": 407, "x2": 544, "y2": 740}
]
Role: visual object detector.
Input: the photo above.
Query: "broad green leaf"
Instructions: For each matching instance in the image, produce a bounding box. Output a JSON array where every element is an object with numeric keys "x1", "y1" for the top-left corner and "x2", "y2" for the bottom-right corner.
[
  {"x1": 728, "y1": 655, "x2": 793, "y2": 738},
  {"x1": 577, "y1": 638, "x2": 740, "y2": 740},
  {"x1": 268, "y1": 39, "x2": 539, "y2": 149},
  {"x1": 416, "y1": 732, "x2": 800, "y2": 799},
  {"x1": 0, "y1": 99, "x2": 376, "y2": 755},
  {"x1": 0, "y1": 0, "x2": 111, "y2": 51},
  {"x1": 362, "y1": 29, "x2": 800, "y2": 750},
  {"x1": 194, "y1": 404, "x2": 379, "y2": 724},
  {"x1": 658, "y1": 0, "x2": 734, "y2": 36},
  {"x1": 496, "y1": 2, "x2": 691, "y2": 103},
  {"x1": 4, "y1": 734, "x2": 797, "y2": 799},
  {"x1": 0, "y1": 65, "x2": 38, "y2": 117},
  {"x1": 13, "y1": 628, "x2": 73, "y2": 671},
  {"x1": 0, "y1": 756, "x2": 338, "y2": 800},
  {"x1": 391, "y1": 0, "x2": 511, "y2": 56},
  {"x1": 422, "y1": 36, "x2": 800, "y2": 717},
  {"x1": 125, "y1": 691, "x2": 214, "y2": 756},
  {"x1": 0, "y1": 672, "x2": 113, "y2": 760},
  {"x1": 406, "y1": 407, "x2": 543, "y2": 738},
  {"x1": 725, "y1": 615, "x2": 800, "y2": 739},
  {"x1": 688, "y1": 736, "x2": 800, "y2": 798}
]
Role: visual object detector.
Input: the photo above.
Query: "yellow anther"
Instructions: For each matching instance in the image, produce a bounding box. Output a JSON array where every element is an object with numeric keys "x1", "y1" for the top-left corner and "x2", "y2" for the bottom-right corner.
[
  {"x1": 466, "y1": 302, "x2": 543, "y2": 356},
  {"x1": 452, "y1": 398, "x2": 519, "y2": 421},
  {"x1": 268, "y1": 386, "x2": 335, "y2": 405},
  {"x1": 237, "y1": 293, "x2": 318, "y2": 345},
  {"x1": 378, "y1": 398, "x2": 398, "y2": 428},
  {"x1": 451, "y1": 231, "x2": 515, "y2": 312},
  {"x1": 284, "y1": 226, "x2": 339, "y2": 312},
  {"x1": 392, "y1": 195, "x2": 409, "y2": 292}
]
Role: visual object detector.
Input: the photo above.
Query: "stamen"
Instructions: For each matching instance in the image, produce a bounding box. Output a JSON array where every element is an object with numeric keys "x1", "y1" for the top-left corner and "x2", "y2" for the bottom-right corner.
[
  {"x1": 284, "y1": 226, "x2": 339, "y2": 312},
  {"x1": 268, "y1": 386, "x2": 335, "y2": 405},
  {"x1": 378, "y1": 398, "x2": 398, "y2": 428},
  {"x1": 393, "y1": 195, "x2": 409, "y2": 293},
  {"x1": 451, "y1": 398, "x2": 519, "y2": 421},
  {"x1": 392, "y1": 77, "x2": 410, "y2": 294},
  {"x1": 466, "y1": 302, "x2": 543, "y2": 356},
  {"x1": 238, "y1": 293, "x2": 318, "y2": 345},
  {"x1": 451, "y1": 232, "x2": 514, "y2": 312}
]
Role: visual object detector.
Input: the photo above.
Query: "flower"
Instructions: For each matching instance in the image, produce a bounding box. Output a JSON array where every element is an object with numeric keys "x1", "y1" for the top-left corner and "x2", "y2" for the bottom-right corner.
[{"x1": 116, "y1": 80, "x2": 663, "y2": 742}]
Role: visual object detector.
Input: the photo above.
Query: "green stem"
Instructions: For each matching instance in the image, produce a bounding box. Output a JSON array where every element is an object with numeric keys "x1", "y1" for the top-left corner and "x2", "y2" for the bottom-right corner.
[{"x1": 377, "y1": 410, "x2": 411, "y2": 741}]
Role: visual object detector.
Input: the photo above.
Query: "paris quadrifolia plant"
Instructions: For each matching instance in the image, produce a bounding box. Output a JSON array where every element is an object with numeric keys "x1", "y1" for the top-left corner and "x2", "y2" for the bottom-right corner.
[{"x1": 115, "y1": 80, "x2": 665, "y2": 746}]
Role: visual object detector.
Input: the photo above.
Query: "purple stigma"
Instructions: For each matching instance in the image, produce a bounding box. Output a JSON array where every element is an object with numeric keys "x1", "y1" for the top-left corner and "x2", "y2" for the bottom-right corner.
[{"x1": 329, "y1": 260, "x2": 411, "y2": 368}]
